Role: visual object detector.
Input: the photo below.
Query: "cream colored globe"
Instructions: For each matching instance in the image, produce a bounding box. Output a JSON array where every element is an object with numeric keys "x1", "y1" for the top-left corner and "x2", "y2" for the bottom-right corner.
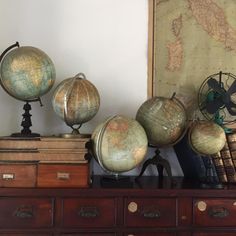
[
  {"x1": 188, "y1": 121, "x2": 226, "y2": 155},
  {"x1": 92, "y1": 115, "x2": 148, "y2": 174}
]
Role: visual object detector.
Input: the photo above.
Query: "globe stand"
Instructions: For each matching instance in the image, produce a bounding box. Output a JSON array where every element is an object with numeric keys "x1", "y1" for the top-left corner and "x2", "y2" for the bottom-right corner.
[
  {"x1": 136, "y1": 149, "x2": 172, "y2": 183},
  {"x1": 100, "y1": 174, "x2": 133, "y2": 188},
  {"x1": 200, "y1": 156, "x2": 223, "y2": 189},
  {"x1": 60, "y1": 124, "x2": 91, "y2": 139},
  {"x1": 11, "y1": 102, "x2": 40, "y2": 137}
]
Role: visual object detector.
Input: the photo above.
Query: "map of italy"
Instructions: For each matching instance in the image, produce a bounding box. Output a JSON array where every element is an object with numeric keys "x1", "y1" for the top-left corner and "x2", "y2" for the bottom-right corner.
[{"x1": 154, "y1": 0, "x2": 236, "y2": 114}]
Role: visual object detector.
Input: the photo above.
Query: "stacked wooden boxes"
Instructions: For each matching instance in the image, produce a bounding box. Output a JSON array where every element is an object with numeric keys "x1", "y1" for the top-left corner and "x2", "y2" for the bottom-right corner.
[{"x1": 0, "y1": 136, "x2": 91, "y2": 188}]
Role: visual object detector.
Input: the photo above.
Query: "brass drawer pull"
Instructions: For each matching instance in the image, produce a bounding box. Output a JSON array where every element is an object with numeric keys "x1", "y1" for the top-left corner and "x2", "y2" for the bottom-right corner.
[
  {"x1": 57, "y1": 172, "x2": 70, "y2": 180},
  {"x1": 78, "y1": 206, "x2": 99, "y2": 218},
  {"x1": 208, "y1": 206, "x2": 229, "y2": 218},
  {"x1": 13, "y1": 205, "x2": 33, "y2": 218},
  {"x1": 141, "y1": 207, "x2": 161, "y2": 219}
]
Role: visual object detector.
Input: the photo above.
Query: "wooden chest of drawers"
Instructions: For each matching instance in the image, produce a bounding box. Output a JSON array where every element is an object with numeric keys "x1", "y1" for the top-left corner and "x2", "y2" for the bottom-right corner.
[{"x1": 0, "y1": 176, "x2": 235, "y2": 235}]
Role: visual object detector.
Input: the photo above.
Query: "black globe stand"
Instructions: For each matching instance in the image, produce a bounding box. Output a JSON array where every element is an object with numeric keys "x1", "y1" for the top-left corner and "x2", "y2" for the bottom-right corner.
[
  {"x1": 11, "y1": 102, "x2": 40, "y2": 138},
  {"x1": 200, "y1": 156, "x2": 223, "y2": 189},
  {"x1": 136, "y1": 149, "x2": 172, "y2": 186}
]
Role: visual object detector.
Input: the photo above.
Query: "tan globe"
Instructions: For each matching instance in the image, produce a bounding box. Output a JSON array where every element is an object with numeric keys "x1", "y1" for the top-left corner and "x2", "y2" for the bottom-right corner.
[
  {"x1": 188, "y1": 121, "x2": 226, "y2": 155},
  {"x1": 92, "y1": 115, "x2": 148, "y2": 174},
  {"x1": 136, "y1": 96, "x2": 187, "y2": 147},
  {"x1": 52, "y1": 73, "x2": 100, "y2": 127}
]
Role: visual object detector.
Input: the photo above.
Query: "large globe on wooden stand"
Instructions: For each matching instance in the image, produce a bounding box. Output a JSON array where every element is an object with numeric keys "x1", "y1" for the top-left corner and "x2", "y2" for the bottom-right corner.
[
  {"x1": 136, "y1": 96, "x2": 188, "y2": 147},
  {"x1": 0, "y1": 44, "x2": 55, "y2": 101},
  {"x1": 92, "y1": 115, "x2": 148, "y2": 174},
  {"x1": 188, "y1": 121, "x2": 226, "y2": 155},
  {"x1": 52, "y1": 73, "x2": 100, "y2": 137}
]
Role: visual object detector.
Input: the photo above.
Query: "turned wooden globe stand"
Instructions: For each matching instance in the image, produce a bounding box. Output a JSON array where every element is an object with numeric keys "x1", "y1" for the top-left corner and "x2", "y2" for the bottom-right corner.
[
  {"x1": 11, "y1": 101, "x2": 41, "y2": 137},
  {"x1": 136, "y1": 147, "x2": 172, "y2": 184}
]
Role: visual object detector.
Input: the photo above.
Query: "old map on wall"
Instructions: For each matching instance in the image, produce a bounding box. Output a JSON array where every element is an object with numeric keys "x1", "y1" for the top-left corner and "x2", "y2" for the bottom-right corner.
[{"x1": 153, "y1": 0, "x2": 236, "y2": 116}]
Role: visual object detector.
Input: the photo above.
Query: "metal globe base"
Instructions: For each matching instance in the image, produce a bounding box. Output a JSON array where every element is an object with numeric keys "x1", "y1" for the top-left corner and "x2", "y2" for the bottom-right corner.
[
  {"x1": 60, "y1": 125, "x2": 91, "y2": 139},
  {"x1": 136, "y1": 148, "x2": 172, "y2": 184}
]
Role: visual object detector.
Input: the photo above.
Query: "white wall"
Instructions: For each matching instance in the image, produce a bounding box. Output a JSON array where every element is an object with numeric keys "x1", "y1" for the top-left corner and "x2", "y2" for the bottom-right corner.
[{"x1": 0, "y1": 0, "x2": 183, "y2": 176}]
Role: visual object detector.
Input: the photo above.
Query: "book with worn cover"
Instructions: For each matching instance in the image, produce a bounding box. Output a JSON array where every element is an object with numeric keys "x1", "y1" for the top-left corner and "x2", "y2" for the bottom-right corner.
[
  {"x1": 211, "y1": 152, "x2": 228, "y2": 183},
  {"x1": 0, "y1": 136, "x2": 91, "y2": 150},
  {"x1": 220, "y1": 141, "x2": 236, "y2": 183}
]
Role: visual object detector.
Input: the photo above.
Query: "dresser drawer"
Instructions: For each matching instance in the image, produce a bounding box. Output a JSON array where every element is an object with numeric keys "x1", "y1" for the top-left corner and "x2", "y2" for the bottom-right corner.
[
  {"x1": 0, "y1": 198, "x2": 54, "y2": 228},
  {"x1": 193, "y1": 233, "x2": 236, "y2": 236},
  {"x1": 125, "y1": 198, "x2": 177, "y2": 227},
  {"x1": 193, "y1": 198, "x2": 236, "y2": 227},
  {"x1": 124, "y1": 233, "x2": 176, "y2": 236},
  {"x1": 61, "y1": 234, "x2": 115, "y2": 236},
  {"x1": 0, "y1": 234, "x2": 52, "y2": 236},
  {"x1": 0, "y1": 162, "x2": 36, "y2": 187},
  {"x1": 37, "y1": 163, "x2": 89, "y2": 188},
  {"x1": 62, "y1": 198, "x2": 116, "y2": 227}
]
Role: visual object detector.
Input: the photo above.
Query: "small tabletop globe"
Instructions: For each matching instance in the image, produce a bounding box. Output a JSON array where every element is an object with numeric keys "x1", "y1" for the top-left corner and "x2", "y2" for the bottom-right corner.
[
  {"x1": 52, "y1": 73, "x2": 100, "y2": 134},
  {"x1": 189, "y1": 121, "x2": 226, "y2": 155},
  {"x1": 136, "y1": 96, "x2": 187, "y2": 147},
  {"x1": 92, "y1": 115, "x2": 148, "y2": 174},
  {"x1": 0, "y1": 45, "x2": 55, "y2": 101}
]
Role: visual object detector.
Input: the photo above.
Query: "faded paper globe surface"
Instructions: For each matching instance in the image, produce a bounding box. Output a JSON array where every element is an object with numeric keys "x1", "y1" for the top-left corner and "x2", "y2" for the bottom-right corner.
[
  {"x1": 136, "y1": 96, "x2": 187, "y2": 147},
  {"x1": 188, "y1": 121, "x2": 226, "y2": 155},
  {"x1": 0, "y1": 46, "x2": 55, "y2": 101},
  {"x1": 92, "y1": 115, "x2": 148, "y2": 174},
  {"x1": 52, "y1": 73, "x2": 100, "y2": 128}
]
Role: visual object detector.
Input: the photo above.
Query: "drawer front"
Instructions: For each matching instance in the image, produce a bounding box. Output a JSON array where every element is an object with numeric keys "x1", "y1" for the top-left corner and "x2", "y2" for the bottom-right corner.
[
  {"x1": 193, "y1": 198, "x2": 236, "y2": 227},
  {"x1": 37, "y1": 163, "x2": 89, "y2": 188},
  {"x1": 0, "y1": 234, "x2": 51, "y2": 236},
  {"x1": 124, "y1": 233, "x2": 176, "y2": 236},
  {"x1": 60, "y1": 234, "x2": 115, "y2": 236},
  {"x1": 0, "y1": 198, "x2": 54, "y2": 228},
  {"x1": 125, "y1": 198, "x2": 176, "y2": 227},
  {"x1": 0, "y1": 163, "x2": 36, "y2": 187},
  {"x1": 193, "y1": 233, "x2": 236, "y2": 236},
  {"x1": 62, "y1": 198, "x2": 116, "y2": 227}
]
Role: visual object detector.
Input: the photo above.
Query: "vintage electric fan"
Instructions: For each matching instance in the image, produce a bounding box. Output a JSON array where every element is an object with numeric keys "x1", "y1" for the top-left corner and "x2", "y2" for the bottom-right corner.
[
  {"x1": 197, "y1": 71, "x2": 236, "y2": 187},
  {"x1": 198, "y1": 71, "x2": 236, "y2": 127}
]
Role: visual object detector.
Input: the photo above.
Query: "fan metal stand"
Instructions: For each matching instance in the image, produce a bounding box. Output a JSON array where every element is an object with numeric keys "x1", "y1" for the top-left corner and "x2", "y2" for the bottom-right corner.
[{"x1": 136, "y1": 149, "x2": 172, "y2": 184}]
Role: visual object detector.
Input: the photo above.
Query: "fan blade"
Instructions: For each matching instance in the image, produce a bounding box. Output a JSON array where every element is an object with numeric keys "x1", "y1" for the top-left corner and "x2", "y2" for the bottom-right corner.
[
  {"x1": 205, "y1": 98, "x2": 224, "y2": 114},
  {"x1": 228, "y1": 79, "x2": 236, "y2": 95},
  {"x1": 226, "y1": 101, "x2": 236, "y2": 115},
  {"x1": 207, "y1": 78, "x2": 223, "y2": 94}
]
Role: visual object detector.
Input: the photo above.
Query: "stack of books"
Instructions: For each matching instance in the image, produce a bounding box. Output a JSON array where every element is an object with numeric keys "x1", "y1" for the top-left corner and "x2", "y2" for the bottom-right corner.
[
  {"x1": 211, "y1": 131, "x2": 236, "y2": 183},
  {"x1": 0, "y1": 136, "x2": 91, "y2": 188},
  {"x1": 0, "y1": 136, "x2": 90, "y2": 163}
]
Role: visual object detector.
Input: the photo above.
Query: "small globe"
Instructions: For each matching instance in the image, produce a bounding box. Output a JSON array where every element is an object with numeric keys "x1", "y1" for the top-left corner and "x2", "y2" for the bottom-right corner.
[
  {"x1": 188, "y1": 121, "x2": 226, "y2": 155},
  {"x1": 52, "y1": 73, "x2": 100, "y2": 131},
  {"x1": 136, "y1": 96, "x2": 187, "y2": 147},
  {"x1": 92, "y1": 115, "x2": 148, "y2": 174},
  {"x1": 0, "y1": 45, "x2": 55, "y2": 101}
]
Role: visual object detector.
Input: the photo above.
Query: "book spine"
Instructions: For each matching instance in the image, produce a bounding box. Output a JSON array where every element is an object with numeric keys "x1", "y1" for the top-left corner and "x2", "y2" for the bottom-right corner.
[
  {"x1": 0, "y1": 140, "x2": 89, "y2": 149},
  {"x1": 211, "y1": 152, "x2": 228, "y2": 183},
  {"x1": 220, "y1": 141, "x2": 236, "y2": 183},
  {"x1": 0, "y1": 152, "x2": 89, "y2": 162},
  {"x1": 226, "y1": 132, "x2": 236, "y2": 171}
]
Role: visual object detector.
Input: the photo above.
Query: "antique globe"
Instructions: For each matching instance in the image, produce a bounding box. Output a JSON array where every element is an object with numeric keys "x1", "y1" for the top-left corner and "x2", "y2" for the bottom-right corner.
[
  {"x1": 0, "y1": 42, "x2": 55, "y2": 101},
  {"x1": 52, "y1": 73, "x2": 100, "y2": 138},
  {"x1": 0, "y1": 42, "x2": 56, "y2": 136},
  {"x1": 92, "y1": 115, "x2": 148, "y2": 175},
  {"x1": 188, "y1": 121, "x2": 226, "y2": 155},
  {"x1": 136, "y1": 96, "x2": 188, "y2": 147}
]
